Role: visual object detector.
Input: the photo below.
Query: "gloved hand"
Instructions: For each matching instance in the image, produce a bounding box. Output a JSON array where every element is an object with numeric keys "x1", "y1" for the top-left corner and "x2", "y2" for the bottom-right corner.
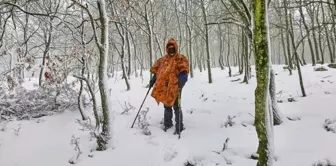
[
  {"x1": 178, "y1": 71, "x2": 188, "y2": 88},
  {"x1": 150, "y1": 75, "x2": 156, "y2": 87}
]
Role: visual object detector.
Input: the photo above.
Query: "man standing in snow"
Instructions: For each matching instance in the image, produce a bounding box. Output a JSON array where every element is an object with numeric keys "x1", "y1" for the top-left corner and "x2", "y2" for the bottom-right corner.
[{"x1": 149, "y1": 38, "x2": 189, "y2": 135}]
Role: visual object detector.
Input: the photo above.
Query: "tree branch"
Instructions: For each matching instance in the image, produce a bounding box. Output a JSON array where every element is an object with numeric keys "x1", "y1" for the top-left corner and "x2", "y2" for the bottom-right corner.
[
  {"x1": 0, "y1": 2, "x2": 55, "y2": 17},
  {"x1": 70, "y1": 0, "x2": 102, "y2": 49}
]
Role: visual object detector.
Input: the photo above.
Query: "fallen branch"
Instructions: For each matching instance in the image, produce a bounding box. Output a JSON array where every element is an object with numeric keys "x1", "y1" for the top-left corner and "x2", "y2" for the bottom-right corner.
[
  {"x1": 230, "y1": 78, "x2": 241, "y2": 82},
  {"x1": 118, "y1": 100, "x2": 135, "y2": 115},
  {"x1": 212, "y1": 138, "x2": 230, "y2": 154},
  {"x1": 323, "y1": 75, "x2": 332, "y2": 79},
  {"x1": 211, "y1": 138, "x2": 232, "y2": 165},
  {"x1": 68, "y1": 135, "x2": 83, "y2": 164}
]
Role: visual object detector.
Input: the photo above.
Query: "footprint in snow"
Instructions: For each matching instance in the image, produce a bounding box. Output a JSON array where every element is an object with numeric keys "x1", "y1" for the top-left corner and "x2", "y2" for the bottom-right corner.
[
  {"x1": 163, "y1": 145, "x2": 178, "y2": 162},
  {"x1": 146, "y1": 136, "x2": 159, "y2": 146}
]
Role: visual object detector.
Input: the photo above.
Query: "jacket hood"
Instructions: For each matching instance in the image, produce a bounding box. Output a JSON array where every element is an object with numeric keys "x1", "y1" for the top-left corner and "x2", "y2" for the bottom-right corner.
[{"x1": 166, "y1": 38, "x2": 178, "y2": 55}]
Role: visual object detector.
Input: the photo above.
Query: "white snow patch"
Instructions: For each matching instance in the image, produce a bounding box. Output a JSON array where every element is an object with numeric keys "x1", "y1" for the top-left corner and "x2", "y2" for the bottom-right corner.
[{"x1": 1, "y1": 65, "x2": 336, "y2": 166}]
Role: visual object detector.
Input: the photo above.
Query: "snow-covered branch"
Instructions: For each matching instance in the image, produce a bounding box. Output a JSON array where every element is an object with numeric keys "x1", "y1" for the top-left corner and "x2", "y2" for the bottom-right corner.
[{"x1": 70, "y1": 0, "x2": 102, "y2": 49}]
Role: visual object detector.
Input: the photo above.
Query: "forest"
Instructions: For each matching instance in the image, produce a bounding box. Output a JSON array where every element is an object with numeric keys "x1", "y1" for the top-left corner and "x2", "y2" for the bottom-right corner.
[{"x1": 0, "y1": 0, "x2": 336, "y2": 166}]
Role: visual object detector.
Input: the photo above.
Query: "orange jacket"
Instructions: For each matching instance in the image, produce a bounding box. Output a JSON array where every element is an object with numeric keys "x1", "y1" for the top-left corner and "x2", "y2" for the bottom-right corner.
[{"x1": 150, "y1": 38, "x2": 189, "y2": 107}]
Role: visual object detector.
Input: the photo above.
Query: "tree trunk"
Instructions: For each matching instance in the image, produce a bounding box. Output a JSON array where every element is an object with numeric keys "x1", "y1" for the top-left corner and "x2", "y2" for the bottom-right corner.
[
  {"x1": 284, "y1": 0, "x2": 293, "y2": 72},
  {"x1": 140, "y1": 47, "x2": 143, "y2": 77},
  {"x1": 187, "y1": 0, "x2": 194, "y2": 78},
  {"x1": 78, "y1": 10, "x2": 88, "y2": 121},
  {"x1": 227, "y1": 27, "x2": 231, "y2": 77},
  {"x1": 130, "y1": 32, "x2": 138, "y2": 77},
  {"x1": 21, "y1": 7, "x2": 29, "y2": 80},
  {"x1": 201, "y1": 0, "x2": 213, "y2": 83},
  {"x1": 96, "y1": 0, "x2": 111, "y2": 151},
  {"x1": 330, "y1": 1, "x2": 336, "y2": 62},
  {"x1": 243, "y1": 33, "x2": 249, "y2": 83},
  {"x1": 299, "y1": 16, "x2": 307, "y2": 65},
  {"x1": 312, "y1": 28, "x2": 321, "y2": 63},
  {"x1": 202, "y1": 45, "x2": 206, "y2": 71},
  {"x1": 277, "y1": 40, "x2": 281, "y2": 64},
  {"x1": 174, "y1": 0, "x2": 182, "y2": 48},
  {"x1": 280, "y1": 28, "x2": 288, "y2": 65},
  {"x1": 289, "y1": 12, "x2": 307, "y2": 97},
  {"x1": 218, "y1": 24, "x2": 224, "y2": 70},
  {"x1": 126, "y1": 31, "x2": 132, "y2": 78},
  {"x1": 309, "y1": 6, "x2": 321, "y2": 63},
  {"x1": 238, "y1": 29, "x2": 243, "y2": 74},
  {"x1": 269, "y1": 69, "x2": 284, "y2": 125},
  {"x1": 317, "y1": 22, "x2": 324, "y2": 64},
  {"x1": 299, "y1": 0, "x2": 316, "y2": 66},
  {"x1": 145, "y1": 4, "x2": 154, "y2": 79},
  {"x1": 39, "y1": 18, "x2": 53, "y2": 87},
  {"x1": 238, "y1": 36, "x2": 243, "y2": 74},
  {"x1": 188, "y1": 26, "x2": 194, "y2": 78},
  {"x1": 78, "y1": 74, "x2": 87, "y2": 120},
  {"x1": 253, "y1": 1, "x2": 274, "y2": 165},
  {"x1": 116, "y1": 24, "x2": 131, "y2": 91},
  {"x1": 197, "y1": 41, "x2": 203, "y2": 72},
  {"x1": 322, "y1": 3, "x2": 334, "y2": 63}
]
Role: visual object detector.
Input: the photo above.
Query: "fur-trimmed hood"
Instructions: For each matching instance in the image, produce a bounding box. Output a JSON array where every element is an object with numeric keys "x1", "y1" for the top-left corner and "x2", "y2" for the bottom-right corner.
[{"x1": 166, "y1": 38, "x2": 178, "y2": 55}]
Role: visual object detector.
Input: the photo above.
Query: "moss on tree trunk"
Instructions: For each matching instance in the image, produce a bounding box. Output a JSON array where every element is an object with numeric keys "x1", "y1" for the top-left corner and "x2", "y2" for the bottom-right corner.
[{"x1": 253, "y1": 0, "x2": 274, "y2": 165}]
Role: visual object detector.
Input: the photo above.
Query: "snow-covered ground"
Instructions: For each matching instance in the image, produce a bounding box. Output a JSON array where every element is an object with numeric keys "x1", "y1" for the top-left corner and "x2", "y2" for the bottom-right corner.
[{"x1": 1, "y1": 65, "x2": 336, "y2": 166}]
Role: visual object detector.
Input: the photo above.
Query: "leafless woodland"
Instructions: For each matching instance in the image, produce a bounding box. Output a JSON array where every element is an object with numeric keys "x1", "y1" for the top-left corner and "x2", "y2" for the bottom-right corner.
[{"x1": 0, "y1": 0, "x2": 335, "y2": 152}]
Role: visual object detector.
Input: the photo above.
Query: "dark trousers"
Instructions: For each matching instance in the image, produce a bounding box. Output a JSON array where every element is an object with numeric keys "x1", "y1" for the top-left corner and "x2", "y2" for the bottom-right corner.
[{"x1": 163, "y1": 89, "x2": 183, "y2": 131}]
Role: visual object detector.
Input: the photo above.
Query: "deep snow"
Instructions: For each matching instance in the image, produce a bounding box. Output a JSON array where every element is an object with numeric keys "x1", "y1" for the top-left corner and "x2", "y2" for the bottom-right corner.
[{"x1": 1, "y1": 65, "x2": 336, "y2": 166}]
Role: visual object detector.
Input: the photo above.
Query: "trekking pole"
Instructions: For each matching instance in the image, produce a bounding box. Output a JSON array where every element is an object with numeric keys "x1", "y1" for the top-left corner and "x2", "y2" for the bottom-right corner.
[
  {"x1": 131, "y1": 86, "x2": 152, "y2": 128},
  {"x1": 177, "y1": 89, "x2": 182, "y2": 139},
  {"x1": 178, "y1": 110, "x2": 181, "y2": 140}
]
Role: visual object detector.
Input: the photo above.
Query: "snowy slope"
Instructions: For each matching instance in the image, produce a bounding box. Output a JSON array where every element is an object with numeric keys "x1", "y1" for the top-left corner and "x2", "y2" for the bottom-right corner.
[{"x1": 1, "y1": 65, "x2": 336, "y2": 166}]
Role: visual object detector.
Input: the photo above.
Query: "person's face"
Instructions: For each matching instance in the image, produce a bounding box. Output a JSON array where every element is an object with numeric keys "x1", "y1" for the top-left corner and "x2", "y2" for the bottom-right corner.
[{"x1": 168, "y1": 46, "x2": 175, "y2": 56}]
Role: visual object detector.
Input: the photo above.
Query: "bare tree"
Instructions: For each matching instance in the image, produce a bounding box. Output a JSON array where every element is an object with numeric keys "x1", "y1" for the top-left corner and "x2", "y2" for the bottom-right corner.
[{"x1": 71, "y1": 0, "x2": 112, "y2": 151}]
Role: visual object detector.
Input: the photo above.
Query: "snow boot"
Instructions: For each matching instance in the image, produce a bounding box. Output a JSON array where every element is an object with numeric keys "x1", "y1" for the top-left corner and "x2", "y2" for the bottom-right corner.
[
  {"x1": 174, "y1": 109, "x2": 184, "y2": 135},
  {"x1": 161, "y1": 124, "x2": 173, "y2": 132},
  {"x1": 173, "y1": 126, "x2": 185, "y2": 135},
  {"x1": 162, "y1": 107, "x2": 173, "y2": 132},
  {"x1": 164, "y1": 107, "x2": 173, "y2": 126}
]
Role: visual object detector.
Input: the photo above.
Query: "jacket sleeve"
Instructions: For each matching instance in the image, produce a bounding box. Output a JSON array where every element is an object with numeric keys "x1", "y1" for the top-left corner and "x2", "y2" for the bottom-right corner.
[
  {"x1": 150, "y1": 58, "x2": 163, "y2": 74},
  {"x1": 177, "y1": 55, "x2": 189, "y2": 73}
]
